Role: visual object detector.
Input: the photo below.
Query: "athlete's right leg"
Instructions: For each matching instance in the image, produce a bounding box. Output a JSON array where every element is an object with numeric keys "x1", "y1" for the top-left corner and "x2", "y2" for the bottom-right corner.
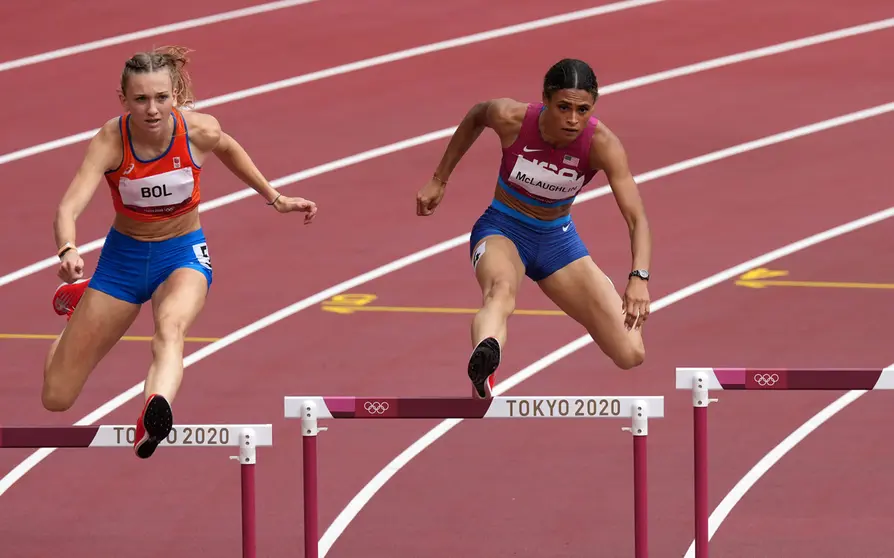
[
  {"x1": 43, "y1": 227, "x2": 149, "y2": 411},
  {"x1": 470, "y1": 235, "x2": 526, "y2": 347},
  {"x1": 42, "y1": 284, "x2": 141, "y2": 411},
  {"x1": 467, "y1": 233, "x2": 526, "y2": 398}
]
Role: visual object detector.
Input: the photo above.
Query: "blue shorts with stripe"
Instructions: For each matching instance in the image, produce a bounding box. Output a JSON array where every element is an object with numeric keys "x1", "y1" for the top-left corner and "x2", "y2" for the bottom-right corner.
[
  {"x1": 90, "y1": 227, "x2": 213, "y2": 305},
  {"x1": 469, "y1": 199, "x2": 589, "y2": 282}
]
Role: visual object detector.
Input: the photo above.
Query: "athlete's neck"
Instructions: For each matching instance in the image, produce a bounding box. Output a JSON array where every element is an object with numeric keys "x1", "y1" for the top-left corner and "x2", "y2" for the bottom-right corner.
[{"x1": 130, "y1": 112, "x2": 175, "y2": 152}]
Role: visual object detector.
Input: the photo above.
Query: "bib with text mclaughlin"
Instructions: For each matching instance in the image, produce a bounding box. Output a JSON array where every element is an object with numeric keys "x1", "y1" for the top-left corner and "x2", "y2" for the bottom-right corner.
[{"x1": 507, "y1": 154, "x2": 586, "y2": 201}]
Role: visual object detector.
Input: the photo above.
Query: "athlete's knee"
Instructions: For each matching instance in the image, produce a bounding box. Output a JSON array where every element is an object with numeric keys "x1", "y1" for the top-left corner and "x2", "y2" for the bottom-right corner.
[
  {"x1": 613, "y1": 349, "x2": 645, "y2": 370},
  {"x1": 611, "y1": 341, "x2": 645, "y2": 370},
  {"x1": 482, "y1": 278, "x2": 517, "y2": 314},
  {"x1": 152, "y1": 315, "x2": 189, "y2": 353},
  {"x1": 41, "y1": 377, "x2": 77, "y2": 412}
]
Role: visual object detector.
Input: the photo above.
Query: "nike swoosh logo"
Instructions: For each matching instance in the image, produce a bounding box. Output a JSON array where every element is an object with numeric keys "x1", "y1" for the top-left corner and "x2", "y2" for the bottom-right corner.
[
  {"x1": 562, "y1": 224, "x2": 571, "y2": 232},
  {"x1": 522, "y1": 147, "x2": 542, "y2": 152}
]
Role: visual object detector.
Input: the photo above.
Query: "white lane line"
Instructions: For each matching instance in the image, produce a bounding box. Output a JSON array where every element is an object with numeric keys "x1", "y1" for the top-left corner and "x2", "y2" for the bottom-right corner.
[
  {"x1": 0, "y1": 0, "x2": 321, "y2": 73},
  {"x1": 0, "y1": 0, "x2": 662, "y2": 166},
  {"x1": 314, "y1": 217, "x2": 894, "y2": 557},
  {"x1": 1, "y1": 101, "x2": 891, "y2": 504},
  {"x1": 680, "y1": 386, "x2": 878, "y2": 558},
  {"x1": 1, "y1": 17, "x2": 890, "y2": 288}
]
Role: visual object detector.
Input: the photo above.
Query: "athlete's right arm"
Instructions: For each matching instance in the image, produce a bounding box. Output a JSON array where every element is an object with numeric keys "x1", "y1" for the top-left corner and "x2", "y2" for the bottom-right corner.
[
  {"x1": 416, "y1": 99, "x2": 522, "y2": 216},
  {"x1": 431, "y1": 98, "x2": 521, "y2": 183},
  {"x1": 54, "y1": 119, "x2": 120, "y2": 255}
]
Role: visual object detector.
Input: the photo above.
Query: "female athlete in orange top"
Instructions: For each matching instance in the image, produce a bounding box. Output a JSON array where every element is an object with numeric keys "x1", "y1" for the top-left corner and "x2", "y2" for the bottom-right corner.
[{"x1": 46, "y1": 46, "x2": 318, "y2": 459}]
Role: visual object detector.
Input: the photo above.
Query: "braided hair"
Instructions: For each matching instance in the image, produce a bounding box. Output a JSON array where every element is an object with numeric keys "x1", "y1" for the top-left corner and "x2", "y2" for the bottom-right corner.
[{"x1": 120, "y1": 45, "x2": 195, "y2": 108}]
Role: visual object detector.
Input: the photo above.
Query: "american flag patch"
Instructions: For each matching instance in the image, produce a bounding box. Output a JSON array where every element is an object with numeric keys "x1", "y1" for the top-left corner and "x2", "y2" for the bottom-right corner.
[{"x1": 563, "y1": 154, "x2": 579, "y2": 167}]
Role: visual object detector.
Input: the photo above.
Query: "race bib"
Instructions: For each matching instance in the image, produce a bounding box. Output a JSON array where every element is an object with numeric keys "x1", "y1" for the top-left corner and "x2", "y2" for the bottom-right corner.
[
  {"x1": 192, "y1": 242, "x2": 212, "y2": 270},
  {"x1": 508, "y1": 155, "x2": 585, "y2": 201},
  {"x1": 119, "y1": 168, "x2": 195, "y2": 213}
]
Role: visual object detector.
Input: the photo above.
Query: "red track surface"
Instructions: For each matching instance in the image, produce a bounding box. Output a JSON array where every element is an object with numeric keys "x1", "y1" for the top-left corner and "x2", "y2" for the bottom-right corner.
[{"x1": 1, "y1": 0, "x2": 892, "y2": 556}]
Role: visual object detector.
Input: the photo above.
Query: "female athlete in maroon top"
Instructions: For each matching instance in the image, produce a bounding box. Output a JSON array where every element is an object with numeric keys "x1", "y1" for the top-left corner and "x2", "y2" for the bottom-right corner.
[{"x1": 416, "y1": 58, "x2": 653, "y2": 398}]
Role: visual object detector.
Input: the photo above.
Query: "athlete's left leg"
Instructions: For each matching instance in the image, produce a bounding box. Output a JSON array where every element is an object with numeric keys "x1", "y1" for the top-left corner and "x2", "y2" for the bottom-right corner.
[
  {"x1": 133, "y1": 267, "x2": 209, "y2": 458},
  {"x1": 537, "y1": 257, "x2": 645, "y2": 369},
  {"x1": 531, "y1": 222, "x2": 645, "y2": 370},
  {"x1": 134, "y1": 230, "x2": 213, "y2": 459},
  {"x1": 146, "y1": 267, "x2": 208, "y2": 403}
]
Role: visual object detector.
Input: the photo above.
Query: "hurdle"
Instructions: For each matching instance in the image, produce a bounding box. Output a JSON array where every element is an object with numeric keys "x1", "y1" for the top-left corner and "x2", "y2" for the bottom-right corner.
[
  {"x1": 675, "y1": 366, "x2": 894, "y2": 557},
  {"x1": 0, "y1": 423, "x2": 273, "y2": 558},
  {"x1": 285, "y1": 394, "x2": 666, "y2": 558}
]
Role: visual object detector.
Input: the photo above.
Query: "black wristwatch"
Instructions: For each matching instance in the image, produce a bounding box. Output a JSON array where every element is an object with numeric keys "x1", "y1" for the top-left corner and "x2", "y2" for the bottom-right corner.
[{"x1": 629, "y1": 269, "x2": 650, "y2": 281}]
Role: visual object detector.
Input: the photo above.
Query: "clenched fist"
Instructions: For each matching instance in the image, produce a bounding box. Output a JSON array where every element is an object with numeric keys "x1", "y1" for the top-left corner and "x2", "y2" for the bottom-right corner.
[
  {"x1": 58, "y1": 250, "x2": 85, "y2": 283},
  {"x1": 416, "y1": 177, "x2": 446, "y2": 216}
]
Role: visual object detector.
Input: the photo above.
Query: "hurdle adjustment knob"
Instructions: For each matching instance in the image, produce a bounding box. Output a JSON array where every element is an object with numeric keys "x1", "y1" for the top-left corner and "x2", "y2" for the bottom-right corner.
[
  {"x1": 621, "y1": 400, "x2": 648, "y2": 436},
  {"x1": 229, "y1": 427, "x2": 257, "y2": 464},
  {"x1": 302, "y1": 400, "x2": 327, "y2": 437},
  {"x1": 693, "y1": 371, "x2": 719, "y2": 408}
]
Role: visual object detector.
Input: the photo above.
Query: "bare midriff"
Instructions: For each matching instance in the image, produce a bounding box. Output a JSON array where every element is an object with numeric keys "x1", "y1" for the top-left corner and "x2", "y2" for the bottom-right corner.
[
  {"x1": 493, "y1": 182, "x2": 572, "y2": 222},
  {"x1": 112, "y1": 208, "x2": 201, "y2": 241}
]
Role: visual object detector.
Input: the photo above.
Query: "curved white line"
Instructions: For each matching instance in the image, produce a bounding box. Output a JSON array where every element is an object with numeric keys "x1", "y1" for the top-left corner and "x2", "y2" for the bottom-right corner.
[
  {"x1": 317, "y1": 208, "x2": 894, "y2": 556},
  {"x1": 1, "y1": 101, "x2": 890, "y2": 503},
  {"x1": 0, "y1": 16, "x2": 890, "y2": 289}
]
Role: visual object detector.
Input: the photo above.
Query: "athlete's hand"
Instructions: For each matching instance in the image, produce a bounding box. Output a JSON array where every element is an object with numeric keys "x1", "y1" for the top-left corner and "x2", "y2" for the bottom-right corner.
[
  {"x1": 622, "y1": 278, "x2": 650, "y2": 330},
  {"x1": 416, "y1": 178, "x2": 446, "y2": 216},
  {"x1": 58, "y1": 250, "x2": 85, "y2": 283},
  {"x1": 274, "y1": 195, "x2": 317, "y2": 224}
]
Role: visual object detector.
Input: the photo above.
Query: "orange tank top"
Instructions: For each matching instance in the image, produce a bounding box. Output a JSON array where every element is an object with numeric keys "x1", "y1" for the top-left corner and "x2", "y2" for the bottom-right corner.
[{"x1": 104, "y1": 108, "x2": 202, "y2": 222}]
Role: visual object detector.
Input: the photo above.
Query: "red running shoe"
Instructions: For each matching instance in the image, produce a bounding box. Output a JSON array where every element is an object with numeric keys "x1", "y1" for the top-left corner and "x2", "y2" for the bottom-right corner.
[
  {"x1": 52, "y1": 278, "x2": 89, "y2": 320},
  {"x1": 134, "y1": 394, "x2": 174, "y2": 459}
]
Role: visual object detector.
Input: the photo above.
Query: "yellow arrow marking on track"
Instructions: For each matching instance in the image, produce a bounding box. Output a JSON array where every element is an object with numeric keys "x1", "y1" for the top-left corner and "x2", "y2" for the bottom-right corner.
[{"x1": 735, "y1": 268, "x2": 894, "y2": 289}]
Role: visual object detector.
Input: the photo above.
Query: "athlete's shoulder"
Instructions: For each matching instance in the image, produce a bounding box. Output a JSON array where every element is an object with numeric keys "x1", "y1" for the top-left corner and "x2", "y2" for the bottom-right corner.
[
  {"x1": 479, "y1": 98, "x2": 529, "y2": 148},
  {"x1": 94, "y1": 116, "x2": 123, "y2": 143},
  {"x1": 484, "y1": 97, "x2": 528, "y2": 126},
  {"x1": 590, "y1": 120, "x2": 617, "y2": 147},
  {"x1": 182, "y1": 109, "x2": 222, "y2": 151},
  {"x1": 83, "y1": 116, "x2": 125, "y2": 171},
  {"x1": 588, "y1": 120, "x2": 629, "y2": 174}
]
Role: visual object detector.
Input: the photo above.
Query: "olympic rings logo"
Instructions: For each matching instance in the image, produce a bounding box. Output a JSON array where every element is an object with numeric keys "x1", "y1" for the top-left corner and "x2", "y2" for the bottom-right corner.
[
  {"x1": 753, "y1": 373, "x2": 779, "y2": 387},
  {"x1": 364, "y1": 401, "x2": 390, "y2": 414}
]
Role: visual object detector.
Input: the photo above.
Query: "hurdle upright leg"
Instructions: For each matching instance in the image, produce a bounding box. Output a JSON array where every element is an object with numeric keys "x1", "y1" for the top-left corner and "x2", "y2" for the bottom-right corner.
[
  {"x1": 691, "y1": 372, "x2": 716, "y2": 558},
  {"x1": 236, "y1": 428, "x2": 258, "y2": 558},
  {"x1": 300, "y1": 399, "x2": 326, "y2": 558},
  {"x1": 623, "y1": 399, "x2": 650, "y2": 558}
]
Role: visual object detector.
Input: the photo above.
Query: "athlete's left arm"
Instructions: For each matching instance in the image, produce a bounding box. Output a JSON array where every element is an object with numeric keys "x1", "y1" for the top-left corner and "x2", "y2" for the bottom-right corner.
[
  {"x1": 188, "y1": 112, "x2": 317, "y2": 222},
  {"x1": 590, "y1": 123, "x2": 652, "y2": 324}
]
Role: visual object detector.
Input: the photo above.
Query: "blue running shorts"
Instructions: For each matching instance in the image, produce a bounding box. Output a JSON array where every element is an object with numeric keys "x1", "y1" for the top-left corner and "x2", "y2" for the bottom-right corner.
[
  {"x1": 469, "y1": 202, "x2": 589, "y2": 281},
  {"x1": 90, "y1": 227, "x2": 213, "y2": 304}
]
